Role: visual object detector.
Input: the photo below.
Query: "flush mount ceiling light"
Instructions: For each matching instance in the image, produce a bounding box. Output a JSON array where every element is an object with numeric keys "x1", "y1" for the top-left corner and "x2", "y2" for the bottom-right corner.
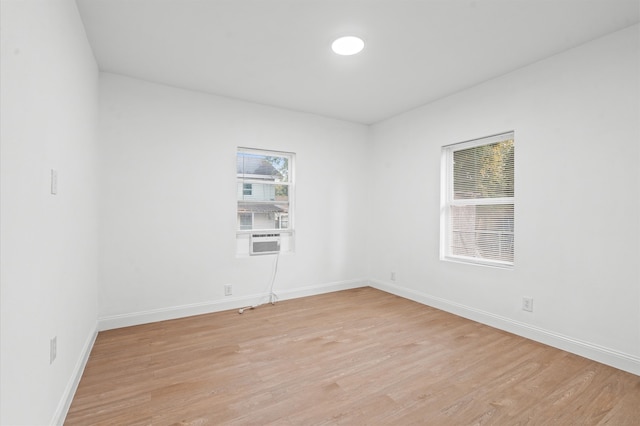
[{"x1": 331, "y1": 36, "x2": 364, "y2": 56}]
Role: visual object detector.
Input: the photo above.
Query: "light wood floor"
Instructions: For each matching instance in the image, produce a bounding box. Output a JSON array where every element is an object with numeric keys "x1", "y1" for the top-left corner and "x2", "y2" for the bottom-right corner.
[{"x1": 66, "y1": 287, "x2": 640, "y2": 425}]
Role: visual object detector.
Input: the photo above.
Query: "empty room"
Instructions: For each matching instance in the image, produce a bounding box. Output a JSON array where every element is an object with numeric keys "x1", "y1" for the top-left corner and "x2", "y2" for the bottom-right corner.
[{"x1": 1, "y1": 0, "x2": 639, "y2": 424}]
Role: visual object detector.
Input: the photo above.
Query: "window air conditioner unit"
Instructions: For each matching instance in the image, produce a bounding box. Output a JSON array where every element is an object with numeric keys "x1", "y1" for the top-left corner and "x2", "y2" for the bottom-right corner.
[{"x1": 250, "y1": 233, "x2": 281, "y2": 255}]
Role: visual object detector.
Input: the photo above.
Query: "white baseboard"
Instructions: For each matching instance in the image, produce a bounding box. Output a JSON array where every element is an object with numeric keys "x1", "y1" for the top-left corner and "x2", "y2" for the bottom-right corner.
[
  {"x1": 52, "y1": 323, "x2": 98, "y2": 426},
  {"x1": 275, "y1": 278, "x2": 366, "y2": 301},
  {"x1": 369, "y1": 279, "x2": 640, "y2": 377},
  {"x1": 98, "y1": 279, "x2": 367, "y2": 331}
]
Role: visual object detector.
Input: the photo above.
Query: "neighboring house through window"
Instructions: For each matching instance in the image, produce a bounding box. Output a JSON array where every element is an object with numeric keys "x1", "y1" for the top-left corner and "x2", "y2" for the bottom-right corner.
[
  {"x1": 441, "y1": 132, "x2": 515, "y2": 268},
  {"x1": 237, "y1": 148, "x2": 293, "y2": 233}
]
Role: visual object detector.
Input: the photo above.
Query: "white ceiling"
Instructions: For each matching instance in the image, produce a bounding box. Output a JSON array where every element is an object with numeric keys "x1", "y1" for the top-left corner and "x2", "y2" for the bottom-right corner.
[{"x1": 76, "y1": 0, "x2": 639, "y2": 124}]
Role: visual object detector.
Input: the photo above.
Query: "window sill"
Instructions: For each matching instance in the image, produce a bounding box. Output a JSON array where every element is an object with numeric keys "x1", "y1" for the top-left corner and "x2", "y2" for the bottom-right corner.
[
  {"x1": 442, "y1": 255, "x2": 514, "y2": 270},
  {"x1": 236, "y1": 229, "x2": 294, "y2": 236}
]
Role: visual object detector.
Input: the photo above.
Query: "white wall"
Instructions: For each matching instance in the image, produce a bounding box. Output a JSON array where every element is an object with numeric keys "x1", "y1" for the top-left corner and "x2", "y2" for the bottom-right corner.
[
  {"x1": 368, "y1": 25, "x2": 640, "y2": 374},
  {"x1": 97, "y1": 73, "x2": 369, "y2": 325},
  {"x1": 1, "y1": 7, "x2": 637, "y2": 424},
  {"x1": 0, "y1": 0, "x2": 99, "y2": 424}
]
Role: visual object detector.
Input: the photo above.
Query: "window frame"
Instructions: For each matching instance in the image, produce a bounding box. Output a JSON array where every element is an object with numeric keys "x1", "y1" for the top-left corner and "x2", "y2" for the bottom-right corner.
[
  {"x1": 236, "y1": 147, "x2": 295, "y2": 236},
  {"x1": 440, "y1": 132, "x2": 515, "y2": 269}
]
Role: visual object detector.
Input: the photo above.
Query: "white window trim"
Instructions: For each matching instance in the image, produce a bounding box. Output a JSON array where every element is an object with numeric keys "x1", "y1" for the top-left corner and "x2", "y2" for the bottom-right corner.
[
  {"x1": 440, "y1": 132, "x2": 515, "y2": 269},
  {"x1": 236, "y1": 147, "x2": 295, "y2": 236}
]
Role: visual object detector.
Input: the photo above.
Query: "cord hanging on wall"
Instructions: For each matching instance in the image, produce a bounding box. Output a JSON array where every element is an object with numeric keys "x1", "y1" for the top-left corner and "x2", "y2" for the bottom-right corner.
[{"x1": 238, "y1": 251, "x2": 280, "y2": 314}]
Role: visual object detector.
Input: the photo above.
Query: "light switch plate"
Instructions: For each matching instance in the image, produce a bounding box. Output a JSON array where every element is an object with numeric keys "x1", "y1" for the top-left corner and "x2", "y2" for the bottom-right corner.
[{"x1": 50, "y1": 169, "x2": 58, "y2": 195}]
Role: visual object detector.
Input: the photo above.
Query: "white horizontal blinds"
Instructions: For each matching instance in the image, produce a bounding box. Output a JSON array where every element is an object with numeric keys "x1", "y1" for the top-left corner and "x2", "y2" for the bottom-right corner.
[
  {"x1": 237, "y1": 149, "x2": 291, "y2": 231},
  {"x1": 453, "y1": 138, "x2": 514, "y2": 200},
  {"x1": 450, "y1": 204, "x2": 514, "y2": 262},
  {"x1": 448, "y1": 133, "x2": 514, "y2": 266}
]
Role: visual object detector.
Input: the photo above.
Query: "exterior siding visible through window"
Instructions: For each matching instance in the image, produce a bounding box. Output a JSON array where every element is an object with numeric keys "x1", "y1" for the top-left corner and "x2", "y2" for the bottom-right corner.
[{"x1": 441, "y1": 132, "x2": 515, "y2": 268}]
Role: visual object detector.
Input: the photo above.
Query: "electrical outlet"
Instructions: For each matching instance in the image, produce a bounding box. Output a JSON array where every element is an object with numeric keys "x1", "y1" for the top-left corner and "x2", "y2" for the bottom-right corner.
[
  {"x1": 390, "y1": 272, "x2": 396, "y2": 281},
  {"x1": 50, "y1": 336, "x2": 57, "y2": 364},
  {"x1": 224, "y1": 284, "x2": 232, "y2": 296},
  {"x1": 522, "y1": 297, "x2": 534, "y2": 312}
]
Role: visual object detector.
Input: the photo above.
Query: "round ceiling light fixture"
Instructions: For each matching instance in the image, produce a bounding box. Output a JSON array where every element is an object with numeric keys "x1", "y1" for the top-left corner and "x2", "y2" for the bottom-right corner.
[{"x1": 331, "y1": 36, "x2": 364, "y2": 56}]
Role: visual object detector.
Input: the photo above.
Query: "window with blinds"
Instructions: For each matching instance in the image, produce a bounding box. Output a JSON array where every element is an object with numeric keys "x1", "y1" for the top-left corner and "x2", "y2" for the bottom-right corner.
[{"x1": 441, "y1": 132, "x2": 515, "y2": 268}]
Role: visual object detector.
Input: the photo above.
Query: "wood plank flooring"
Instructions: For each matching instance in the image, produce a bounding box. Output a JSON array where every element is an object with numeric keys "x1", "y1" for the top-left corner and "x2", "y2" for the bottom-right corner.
[{"x1": 65, "y1": 287, "x2": 640, "y2": 425}]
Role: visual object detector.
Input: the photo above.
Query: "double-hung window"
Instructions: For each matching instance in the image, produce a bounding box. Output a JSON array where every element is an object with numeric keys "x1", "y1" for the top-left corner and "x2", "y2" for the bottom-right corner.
[
  {"x1": 441, "y1": 132, "x2": 515, "y2": 268},
  {"x1": 236, "y1": 148, "x2": 294, "y2": 233}
]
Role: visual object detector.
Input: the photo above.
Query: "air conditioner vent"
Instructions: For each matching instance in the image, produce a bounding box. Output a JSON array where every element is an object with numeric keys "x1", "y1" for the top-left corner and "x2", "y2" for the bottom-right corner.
[{"x1": 250, "y1": 234, "x2": 281, "y2": 255}]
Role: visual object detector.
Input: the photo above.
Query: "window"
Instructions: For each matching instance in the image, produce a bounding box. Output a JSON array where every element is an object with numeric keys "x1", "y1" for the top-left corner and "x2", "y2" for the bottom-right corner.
[
  {"x1": 237, "y1": 148, "x2": 294, "y2": 233},
  {"x1": 238, "y1": 213, "x2": 252, "y2": 230},
  {"x1": 441, "y1": 132, "x2": 514, "y2": 268}
]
